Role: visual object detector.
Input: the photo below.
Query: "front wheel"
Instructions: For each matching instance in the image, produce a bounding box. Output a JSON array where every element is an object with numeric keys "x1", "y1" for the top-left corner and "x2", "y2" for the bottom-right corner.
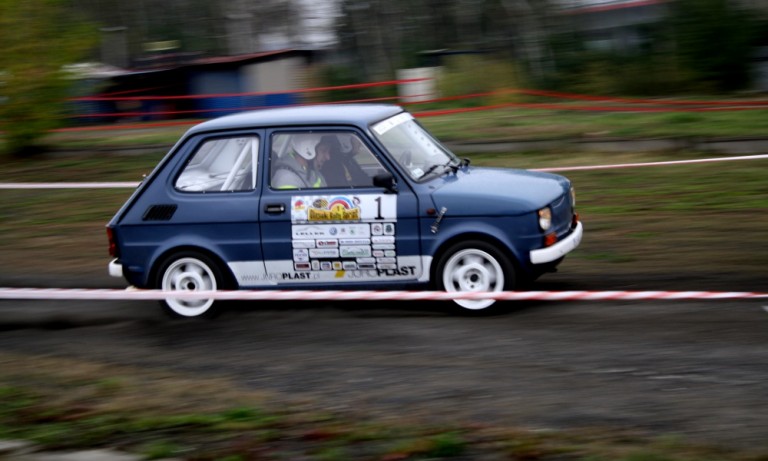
[
  {"x1": 436, "y1": 241, "x2": 515, "y2": 312},
  {"x1": 156, "y1": 251, "x2": 228, "y2": 318}
]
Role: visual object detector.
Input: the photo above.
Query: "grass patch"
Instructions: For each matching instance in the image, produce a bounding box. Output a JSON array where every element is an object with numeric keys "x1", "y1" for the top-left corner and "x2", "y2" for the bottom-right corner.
[{"x1": 418, "y1": 107, "x2": 768, "y2": 141}]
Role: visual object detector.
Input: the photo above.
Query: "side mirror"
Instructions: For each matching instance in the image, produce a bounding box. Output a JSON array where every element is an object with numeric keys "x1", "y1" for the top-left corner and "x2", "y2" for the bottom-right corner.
[{"x1": 373, "y1": 172, "x2": 397, "y2": 194}]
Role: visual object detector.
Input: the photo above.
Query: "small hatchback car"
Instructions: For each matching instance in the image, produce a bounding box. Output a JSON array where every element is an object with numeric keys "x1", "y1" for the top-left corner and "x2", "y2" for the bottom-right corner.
[{"x1": 107, "y1": 104, "x2": 582, "y2": 317}]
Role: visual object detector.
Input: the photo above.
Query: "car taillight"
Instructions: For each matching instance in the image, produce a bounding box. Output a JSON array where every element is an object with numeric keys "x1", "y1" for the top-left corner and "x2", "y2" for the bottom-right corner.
[{"x1": 106, "y1": 227, "x2": 118, "y2": 257}]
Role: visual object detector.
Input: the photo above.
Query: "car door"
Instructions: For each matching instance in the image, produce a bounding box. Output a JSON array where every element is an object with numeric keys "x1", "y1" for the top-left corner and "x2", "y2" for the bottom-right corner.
[{"x1": 258, "y1": 128, "x2": 424, "y2": 286}]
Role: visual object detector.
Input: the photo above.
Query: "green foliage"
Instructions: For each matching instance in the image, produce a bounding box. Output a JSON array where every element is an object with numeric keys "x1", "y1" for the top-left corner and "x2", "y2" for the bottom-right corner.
[
  {"x1": 543, "y1": 0, "x2": 764, "y2": 95},
  {"x1": 542, "y1": 45, "x2": 695, "y2": 96},
  {"x1": 308, "y1": 64, "x2": 397, "y2": 104},
  {"x1": 310, "y1": 56, "x2": 524, "y2": 108},
  {"x1": 383, "y1": 431, "x2": 467, "y2": 459},
  {"x1": 667, "y1": 0, "x2": 762, "y2": 92},
  {"x1": 0, "y1": 0, "x2": 96, "y2": 156},
  {"x1": 139, "y1": 440, "x2": 185, "y2": 460},
  {"x1": 437, "y1": 56, "x2": 524, "y2": 106},
  {"x1": 425, "y1": 431, "x2": 467, "y2": 457}
]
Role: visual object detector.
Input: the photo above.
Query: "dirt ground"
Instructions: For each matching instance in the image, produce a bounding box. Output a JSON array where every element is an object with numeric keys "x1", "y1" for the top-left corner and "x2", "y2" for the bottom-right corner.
[{"x1": 1, "y1": 264, "x2": 767, "y2": 451}]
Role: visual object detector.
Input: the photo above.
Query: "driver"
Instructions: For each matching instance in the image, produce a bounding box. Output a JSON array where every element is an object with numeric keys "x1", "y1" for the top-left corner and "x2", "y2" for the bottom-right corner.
[
  {"x1": 318, "y1": 134, "x2": 371, "y2": 187},
  {"x1": 272, "y1": 134, "x2": 328, "y2": 189}
]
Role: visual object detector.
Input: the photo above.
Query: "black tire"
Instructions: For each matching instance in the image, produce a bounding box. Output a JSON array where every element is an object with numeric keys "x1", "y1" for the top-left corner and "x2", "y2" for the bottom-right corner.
[
  {"x1": 155, "y1": 250, "x2": 229, "y2": 319},
  {"x1": 435, "y1": 240, "x2": 516, "y2": 313}
]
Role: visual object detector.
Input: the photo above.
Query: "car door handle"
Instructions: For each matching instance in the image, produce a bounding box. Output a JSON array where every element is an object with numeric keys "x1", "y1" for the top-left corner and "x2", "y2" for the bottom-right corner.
[{"x1": 264, "y1": 203, "x2": 286, "y2": 214}]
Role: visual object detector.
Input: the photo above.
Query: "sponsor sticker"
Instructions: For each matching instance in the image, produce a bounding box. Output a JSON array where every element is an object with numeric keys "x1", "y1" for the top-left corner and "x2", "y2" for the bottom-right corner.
[
  {"x1": 309, "y1": 248, "x2": 340, "y2": 258},
  {"x1": 291, "y1": 195, "x2": 397, "y2": 222},
  {"x1": 372, "y1": 112, "x2": 412, "y2": 135},
  {"x1": 293, "y1": 248, "x2": 309, "y2": 262},
  {"x1": 292, "y1": 224, "x2": 370, "y2": 239},
  {"x1": 340, "y1": 246, "x2": 372, "y2": 258},
  {"x1": 339, "y1": 238, "x2": 370, "y2": 245},
  {"x1": 307, "y1": 196, "x2": 361, "y2": 222}
]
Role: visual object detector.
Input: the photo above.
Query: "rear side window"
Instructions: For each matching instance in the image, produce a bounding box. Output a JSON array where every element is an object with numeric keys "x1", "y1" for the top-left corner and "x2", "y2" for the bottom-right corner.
[{"x1": 175, "y1": 136, "x2": 259, "y2": 192}]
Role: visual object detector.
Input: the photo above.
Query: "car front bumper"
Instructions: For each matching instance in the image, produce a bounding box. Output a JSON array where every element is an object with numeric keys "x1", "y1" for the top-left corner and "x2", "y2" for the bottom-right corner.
[{"x1": 529, "y1": 221, "x2": 583, "y2": 265}]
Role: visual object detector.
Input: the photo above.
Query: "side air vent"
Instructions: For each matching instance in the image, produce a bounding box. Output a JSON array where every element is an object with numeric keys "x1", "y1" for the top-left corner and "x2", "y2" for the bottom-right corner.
[{"x1": 142, "y1": 204, "x2": 177, "y2": 221}]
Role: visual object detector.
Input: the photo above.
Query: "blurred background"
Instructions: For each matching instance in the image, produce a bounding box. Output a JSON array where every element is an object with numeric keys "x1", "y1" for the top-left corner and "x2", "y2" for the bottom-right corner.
[
  {"x1": 2, "y1": 0, "x2": 768, "y2": 154},
  {"x1": 2, "y1": 3, "x2": 768, "y2": 459}
]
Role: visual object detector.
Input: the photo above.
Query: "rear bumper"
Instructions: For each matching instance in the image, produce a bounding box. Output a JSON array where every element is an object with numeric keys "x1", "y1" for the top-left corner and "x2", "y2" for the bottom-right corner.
[
  {"x1": 108, "y1": 259, "x2": 123, "y2": 278},
  {"x1": 529, "y1": 221, "x2": 583, "y2": 265}
]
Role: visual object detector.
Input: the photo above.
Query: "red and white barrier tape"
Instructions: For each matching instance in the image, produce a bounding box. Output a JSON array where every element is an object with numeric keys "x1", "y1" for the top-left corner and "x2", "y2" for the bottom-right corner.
[
  {"x1": 2, "y1": 154, "x2": 767, "y2": 190},
  {"x1": 0, "y1": 182, "x2": 139, "y2": 190},
  {"x1": 534, "y1": 154, "x2": 768, "y2": 173},
  {"x1": 0, "y1": 288, "x2": 766, "y2": 302}
]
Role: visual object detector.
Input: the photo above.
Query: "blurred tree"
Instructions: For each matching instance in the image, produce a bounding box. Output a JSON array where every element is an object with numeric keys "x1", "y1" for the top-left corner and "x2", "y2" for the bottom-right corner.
[
  {"x1": 544, "y1": 0, "x2": 765, "y2": 95},
  {"x1": 68, "y1": 0, "x2": 304, "y2": 60},
  {"x1": 0, "y1": 0, "x2": 96, "y2": 156},
  {"x1": 334, "y1": 0, "x2": 556, "y2": 81},
  {"x1": 667, "y1": 0, "x2": 762, "y2": 91}
]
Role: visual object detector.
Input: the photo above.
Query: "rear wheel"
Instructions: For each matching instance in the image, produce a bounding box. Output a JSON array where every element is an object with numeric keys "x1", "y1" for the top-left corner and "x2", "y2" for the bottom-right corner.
[
  {"x1": 436, "y1": 240, "x2": 515, "y2": 312},
  {"x1": 156, "y1": 251, "x2": 228, "y2": 318}
]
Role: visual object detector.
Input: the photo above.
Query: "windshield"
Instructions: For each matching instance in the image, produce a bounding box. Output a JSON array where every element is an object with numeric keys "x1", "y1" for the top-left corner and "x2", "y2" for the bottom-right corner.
[{"x1": 372, "y1": 112, "x2": 459, "y2": 181}]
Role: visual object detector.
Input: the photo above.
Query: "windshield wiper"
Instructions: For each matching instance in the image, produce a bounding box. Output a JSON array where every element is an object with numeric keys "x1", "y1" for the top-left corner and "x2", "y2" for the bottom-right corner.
[{"x1": 419, "y1": 160, "x2": 459, "y2": 179}]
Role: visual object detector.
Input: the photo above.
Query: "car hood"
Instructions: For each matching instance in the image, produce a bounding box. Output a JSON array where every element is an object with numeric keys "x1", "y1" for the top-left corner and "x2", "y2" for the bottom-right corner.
[{"x1": 428, "y1": 167, "x2": 570, "y2": 215}]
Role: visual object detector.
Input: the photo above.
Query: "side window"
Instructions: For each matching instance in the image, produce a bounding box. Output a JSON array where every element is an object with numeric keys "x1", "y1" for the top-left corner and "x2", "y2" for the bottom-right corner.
[
  {"x1": 270, "y1": 131, "x2": 387, "y2": 190},
  {"x1": 329, "y1": 133, "x2": 388, "y2": 187},
  {"x1": 175, "y1": 136, "x2": 259, "y2": 192}
]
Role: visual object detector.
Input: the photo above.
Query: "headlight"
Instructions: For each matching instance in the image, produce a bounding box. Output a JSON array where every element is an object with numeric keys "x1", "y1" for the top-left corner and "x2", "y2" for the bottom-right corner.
[
  {"x1": 570, "y1": 186, "x2": 576, "y2": 207},
  {"x1": 538, "y1": 207, "x2": 552, "y2": 231}
]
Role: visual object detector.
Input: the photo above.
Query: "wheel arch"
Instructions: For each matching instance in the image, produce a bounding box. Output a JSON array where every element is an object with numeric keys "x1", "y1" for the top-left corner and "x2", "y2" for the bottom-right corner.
[
  {"x1": 429, "y1": 232, "x2": 523, "y2": 287},
  {"x1": 149, "y1": 245, "x2": 236, "y2": 289}
]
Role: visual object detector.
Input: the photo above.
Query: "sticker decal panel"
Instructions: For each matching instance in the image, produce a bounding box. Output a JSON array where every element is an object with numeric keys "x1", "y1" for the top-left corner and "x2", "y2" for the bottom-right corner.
[
  {"x1": 278, "y1": 194, "x2": 412, "y2": 282},
  {"x1": 291, "y1": 195, "x2": 396, "y2": 222}
]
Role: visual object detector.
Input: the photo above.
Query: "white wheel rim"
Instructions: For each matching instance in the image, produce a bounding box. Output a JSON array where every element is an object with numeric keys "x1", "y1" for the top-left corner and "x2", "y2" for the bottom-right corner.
[
  {"x1": 442, "y1": 248, "x2": 504, "y2": 310},
  {"x1": 161, "y1": 257, "x2": 217, "y2": 317}
]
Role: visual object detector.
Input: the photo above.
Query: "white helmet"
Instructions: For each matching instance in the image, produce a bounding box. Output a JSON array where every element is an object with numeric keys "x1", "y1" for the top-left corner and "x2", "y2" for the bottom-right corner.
[{"x1": 291, "y1": 134, "x2": 317, "y2": 160}]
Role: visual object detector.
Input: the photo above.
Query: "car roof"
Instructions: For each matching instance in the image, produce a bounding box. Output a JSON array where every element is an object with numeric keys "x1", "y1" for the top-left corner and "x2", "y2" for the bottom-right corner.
[{"x1": 186, "y1": 104, "x2": 405, "y2": 135}]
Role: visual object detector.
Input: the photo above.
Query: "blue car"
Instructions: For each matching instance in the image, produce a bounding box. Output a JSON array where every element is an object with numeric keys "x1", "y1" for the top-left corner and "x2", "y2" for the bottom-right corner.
[{"x1": 107, "y1": 104, "x2": 582, "y2": 317}]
